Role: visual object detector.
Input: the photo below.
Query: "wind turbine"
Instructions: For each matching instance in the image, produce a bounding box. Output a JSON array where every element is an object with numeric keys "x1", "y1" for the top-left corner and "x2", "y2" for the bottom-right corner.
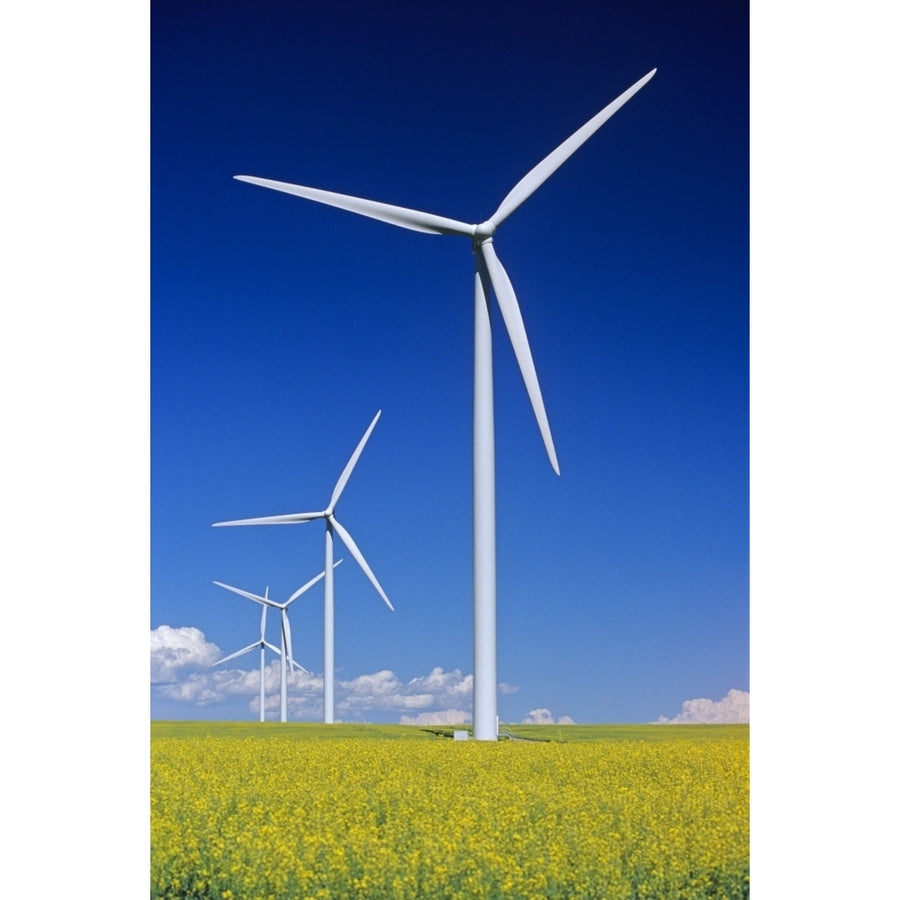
[
  {"x1": 213, "y1": 411, "x2": 392, "y2": 723},
  {"x1": 214, "y1": 565, "x2": 336, "y2": 721},
  {"x1": 233, "y1": 70, "x2": 656, "y2": 739},
  {"x1": 210, "y1": 586, "x2": 281, "y2": 722}
]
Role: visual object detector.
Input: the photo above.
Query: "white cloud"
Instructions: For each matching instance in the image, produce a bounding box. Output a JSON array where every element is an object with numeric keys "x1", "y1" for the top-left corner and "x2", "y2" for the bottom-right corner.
[
  {"x1": 657, "y1": 689, "x2": 749, "y2": 724},
  {"x1": 157, "y1": 668, "x2": 255, "y2": 705},
  {"x1": 337, "y1": 670, "x2": 418, "y2": 711},
  {"x1": 399, "y1": 709, "x2": 473, "y2": 726},
  {"x1": 280, "y1": 671, "x2": 325, "y2": 718},
  {"x1": 151, "y1": 630, "x2": 493, "y2": 722},
  {"x1": 150, "y1": 626, "x2": 220, "y2": 683},
  {"x1": 521, "y1": 708, "x2": 576, "y2": 725},
  {"x1": 337, "y1": 667, "x2": 474, "y2": 717}
]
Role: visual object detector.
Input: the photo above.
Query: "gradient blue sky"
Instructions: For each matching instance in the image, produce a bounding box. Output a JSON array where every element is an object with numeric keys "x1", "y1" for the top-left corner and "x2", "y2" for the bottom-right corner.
[{"x1": 150, "y1": 0, "x2": 749, "y2": 724}]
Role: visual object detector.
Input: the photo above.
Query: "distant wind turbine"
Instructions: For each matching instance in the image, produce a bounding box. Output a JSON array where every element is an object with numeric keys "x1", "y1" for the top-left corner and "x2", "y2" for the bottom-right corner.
[
  {"x1": 214, "y1": 566, "x2": 337, "y2": 722},
  {"x1": 210, "y1": 586, "x2": 282, "y2": 722},
  {"x1": 234, "y1": 70, "x2": 656, "y2": 738},
  {"x1": 213, "y1": 411, "x2": 392, "y2": 723}
]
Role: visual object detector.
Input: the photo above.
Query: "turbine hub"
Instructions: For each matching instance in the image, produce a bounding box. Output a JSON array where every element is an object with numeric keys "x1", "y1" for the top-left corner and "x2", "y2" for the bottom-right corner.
[{"x1": 472, "y1": 220, "x2": 496, "y2": 240}]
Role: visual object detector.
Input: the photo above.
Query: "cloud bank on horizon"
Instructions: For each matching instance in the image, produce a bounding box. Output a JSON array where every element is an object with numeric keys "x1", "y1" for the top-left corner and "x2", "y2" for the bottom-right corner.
[
  {"x1": 152, "y1": 626, "x2": 748, "y2": 725},
  {"x1": 521, "y1": 708, "x2": 576, "y2": 725},
  {"x1": 656, "y1": 688, "x2": 749, "y2": 724}
]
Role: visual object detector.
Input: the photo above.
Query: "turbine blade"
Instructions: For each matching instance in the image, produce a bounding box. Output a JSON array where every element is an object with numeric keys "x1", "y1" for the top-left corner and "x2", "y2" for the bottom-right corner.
[
  {"x1": 235, "y1": 176, "x2": 474, "y2": 237},
  {"x1": 212, "y1": 643, "x2": 258, "y2": 667},
  {"x1": 263, "y1": 641, "x2": 282, "y2": 656},
  {"x1": 213, "y1": 581, "x2": 279, "y2": 608},
  {"x1": 285, "y1": 559, "x2": 342, "y2": 606},
  {"x1": 259, "y1": 604, "x2": 268, "y2": 639},
  {"x1": 281, "y1": 611, "x2": 294, "y2": 678},
  {"x1": 329, "y1": 411, "x2": 381, "y2": 509},
  {"x1": 489, "y1": 69, "x2": 657, "y2": 228},
  {"x1": 290, "y1": 657, "x2": 310, "y2": 675},
  {"x1": 213, "y1": 513, "x2": 316, "y2": 527},
  {"x1": 330, "y1": 516, "x2": 394, "y2": 611},
  {"x1": 286, "y1": 570, "x2": 326, "y2": 605},
  {"x1": 478, "y1": 241, "x2": 560, "y2": 475}
]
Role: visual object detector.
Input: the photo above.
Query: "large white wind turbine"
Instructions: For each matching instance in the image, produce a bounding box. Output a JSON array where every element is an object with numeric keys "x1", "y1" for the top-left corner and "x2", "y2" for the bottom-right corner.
[
  {"x1": 214, "y1": 566, "x2": 336, "y2": 722},
  {"x1": 233, "y1": 70, "x2": 656, "y2": 739},
  {"x1": 213, "y1": 411, "x2": 392, "y2": 723},
  {"x1": 211, "y1": 587, "x2": 282, "y2": 722}
]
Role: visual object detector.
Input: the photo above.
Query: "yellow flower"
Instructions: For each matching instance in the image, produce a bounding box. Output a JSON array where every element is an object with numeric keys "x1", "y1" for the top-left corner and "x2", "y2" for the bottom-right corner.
[{"x1": 151, "y1": 734, "x2": 748, "y2": 899}]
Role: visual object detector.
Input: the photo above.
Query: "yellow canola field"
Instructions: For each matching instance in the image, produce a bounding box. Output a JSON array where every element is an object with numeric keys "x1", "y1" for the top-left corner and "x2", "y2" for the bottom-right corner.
[{"x1": 151, "y1": 737, "x2": 748, "y2": 899}]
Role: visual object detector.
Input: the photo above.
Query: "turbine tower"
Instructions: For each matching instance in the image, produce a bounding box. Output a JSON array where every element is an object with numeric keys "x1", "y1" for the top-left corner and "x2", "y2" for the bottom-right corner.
[
  {"x1": 214, "y1": 566, "x2": 335, "y2": 721},
  {"x1": 233, "y1": 71, "x2": 656, "y2": 738},
  {"x1": 210, "y1": 586, "x2": 281, "y2": 722},
  {"x1": 213, "y1": 411, "x2": 392, "y2": 723}
]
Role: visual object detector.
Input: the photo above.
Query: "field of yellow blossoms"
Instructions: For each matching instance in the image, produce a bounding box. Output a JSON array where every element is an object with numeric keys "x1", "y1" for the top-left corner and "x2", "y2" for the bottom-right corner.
[{"x1": 151, "y1": 726, "x2": 748, "y2": 899}]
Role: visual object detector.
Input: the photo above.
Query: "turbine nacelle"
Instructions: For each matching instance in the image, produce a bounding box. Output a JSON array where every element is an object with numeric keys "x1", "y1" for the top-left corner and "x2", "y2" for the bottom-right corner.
[{"x1": 472, "y1": 221, "x2": 497, "y2": 240}]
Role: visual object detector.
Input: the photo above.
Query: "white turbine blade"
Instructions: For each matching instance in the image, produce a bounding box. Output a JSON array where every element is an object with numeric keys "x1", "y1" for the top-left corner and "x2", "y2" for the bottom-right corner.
[
  {"x1": 213, "y1": 580, "x2": 279, "y2": 608},
  {"x1": 281, "y1": 610, "x2": 295, "y2": 676},
  {"x1": 489, "y1": 69, "x2": 657, "y2": 228},
  {"x1": 478, "y1": 241, "x2": 560, "y2": 475},
  {"x1": 263, "y1": 640, "x2": 282, "y2": 656},
  {"x1": 330, "y1": 516, "x2": 394, "y2": 611},
  {"x1": 259, "y1": 603, "x2": 268, "y2": 639},
  {"x1": 213, "y1": 513, "x2": 316, "y2": 527},
  {"x1": 212, "y1": 643, "x2": 258, "y2": 667},
  {"x1": 290, "y1": 656, "x2": 310, "y2": 675},
  {"x1": 329, "y1": 411, "x2": 381, "y2": 509},
  {"x1": 286, "y1": 558, "x2": 343, "y2": 607},
  {"x1": 286, "y1": 570, "x2": 325, "y2": 605},
  {"x1": 235, "y1": 176, "x2": 474, "y2": 237}
]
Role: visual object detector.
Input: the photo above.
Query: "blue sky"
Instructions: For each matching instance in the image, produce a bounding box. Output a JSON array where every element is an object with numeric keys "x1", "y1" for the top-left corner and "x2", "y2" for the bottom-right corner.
[{"x1": 150, "y1": 0, "x2": 749, "y2": 724}]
